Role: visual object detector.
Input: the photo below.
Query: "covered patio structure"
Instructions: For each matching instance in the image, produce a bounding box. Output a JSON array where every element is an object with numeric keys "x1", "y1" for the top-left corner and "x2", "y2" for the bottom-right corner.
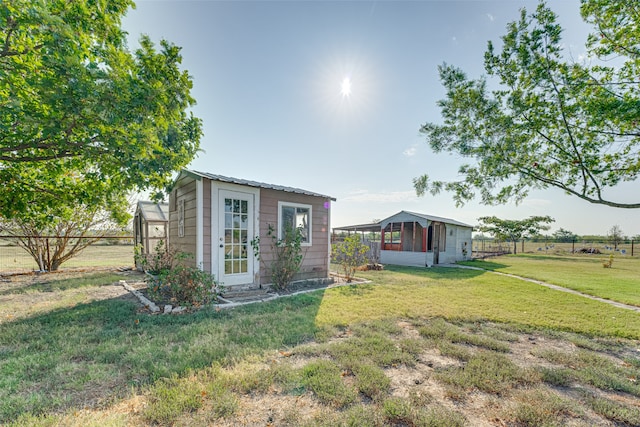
[{"x1": 333, "y1": 211, "x2": 473, "y2": 267}]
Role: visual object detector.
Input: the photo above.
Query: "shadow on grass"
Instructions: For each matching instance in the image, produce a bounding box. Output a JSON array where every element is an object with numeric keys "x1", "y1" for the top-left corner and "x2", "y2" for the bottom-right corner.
[
  {"x1": 0, "y1": 289, "x2": 325, "y2": 422},
  {"x1": 0, "y1": 272, "x2": 124, "y2": 296},
  {"x1": 379, "y1": 264, "x2": 489, "y2": 280}
]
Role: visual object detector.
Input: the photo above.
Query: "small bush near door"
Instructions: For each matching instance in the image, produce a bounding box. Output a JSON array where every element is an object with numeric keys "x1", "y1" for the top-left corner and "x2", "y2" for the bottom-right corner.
[
  {"x1": 140, "y1": 243, "x2": 222, "y2": 306},
  {"x1": 152, "y1": 260, "x2": 221, "y2": 307},
  {"x1": 251, "y1": 224, "x2": 305, "y2": 291}
]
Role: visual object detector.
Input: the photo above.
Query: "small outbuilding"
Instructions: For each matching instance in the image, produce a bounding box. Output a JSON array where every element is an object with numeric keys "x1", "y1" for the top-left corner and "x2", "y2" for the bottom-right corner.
[
  {"x1": 168, "y1": 170, "x2": 335, "y2": 289},
  {"x1": 334, "y1": 211, "x2": 473, "y2": 267},
  {"x1": 133, "y1": 201, "x2": 169, "y2": 262}
]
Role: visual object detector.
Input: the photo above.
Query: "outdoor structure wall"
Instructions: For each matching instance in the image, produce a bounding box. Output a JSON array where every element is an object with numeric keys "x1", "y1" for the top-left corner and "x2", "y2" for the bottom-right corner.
[
  {"x1": 437, "y1": 224, "x2": 460, "y2": 264},
  {"x1": 168, "y1": 175, "x2": 197, "y2": 268},
  {"x1": 380, "y1": 223, "x2": 472, "y2": 267},
  {"x1": 380, "y1": 250, "x2": 427, "y2": 267},
  {"x1": 258, "y1": 189, "x2": 331, "y2": 285}
]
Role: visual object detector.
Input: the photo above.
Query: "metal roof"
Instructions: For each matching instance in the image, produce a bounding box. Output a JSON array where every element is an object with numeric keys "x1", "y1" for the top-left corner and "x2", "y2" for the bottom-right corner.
[
  {"x1": 335, "y1": 210, "x2": 473, "y2": 231},
  {"x1": 185, "y1": 170, "x2": 336, "y2": 201},
  {"x1": 332, "y1": 223, "x2": 381, "y2": 233},
  {"x1": 136, "y1": 201, "x2": 169, "y2": 222},
  {"x1": 387, "y1": 210, "x2": 474, "y2": 228}
]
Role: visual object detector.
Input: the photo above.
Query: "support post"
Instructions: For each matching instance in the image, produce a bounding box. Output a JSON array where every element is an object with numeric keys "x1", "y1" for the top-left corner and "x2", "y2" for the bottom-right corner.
[{"x1": 412, "y1": 222, "x2": 417, "y2": 252}]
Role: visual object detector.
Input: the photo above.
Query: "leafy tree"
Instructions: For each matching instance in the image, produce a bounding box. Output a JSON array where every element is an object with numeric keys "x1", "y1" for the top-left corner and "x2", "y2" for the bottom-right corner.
[
  {"x1": 476, "y1": 215, "x2": 554, "y2": 254},
  {"x1": 552, "y1": 228, "x2": 579, "y2": 243},
  {"x1": 415, "y1": 1, "x2": 640, "y2": 209},
  {"x1": 607, "y1": 225, "x2": 625, "y2": 250},
  {"x1": 0, "y1": 0, "x2": 202, "y2": 223},
  {"x1": 0, "y1": 203, "x2": 126, "y2": 271},
  {"x1": 332, "y1": 234, "x2": 369, "y2": 282}
]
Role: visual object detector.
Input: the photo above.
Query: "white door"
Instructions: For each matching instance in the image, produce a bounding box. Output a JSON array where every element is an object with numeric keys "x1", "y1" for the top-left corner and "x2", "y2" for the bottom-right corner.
[{"x1": 218, "y1": 190, "x2": 254, "y2": 286}]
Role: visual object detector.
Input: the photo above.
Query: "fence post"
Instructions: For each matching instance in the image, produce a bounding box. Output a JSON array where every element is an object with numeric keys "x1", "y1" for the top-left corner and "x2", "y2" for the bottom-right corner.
[
  {"x1": 632, "y1": 239, "x2": 635, "y2": 257},
  {"x1": 521, "y1": 238, "x2": 524, "y2": 254},
  {"x1": 572, "y1": 239, "x2": 575, "y2": 254}
]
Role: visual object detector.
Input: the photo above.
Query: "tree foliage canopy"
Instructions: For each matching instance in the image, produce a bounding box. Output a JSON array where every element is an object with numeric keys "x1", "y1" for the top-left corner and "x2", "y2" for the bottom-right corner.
[
  {"x1": 415, "y1": 1, "x2": 640, "y2": 209},
  {"x1": 476, "y1": 215, "x2": 554, "y2": 253},
  {"x1": 0, "y1": 0, "x2": 202, "y2": 225},
  {"x1": 552, "y1": 227, "x2": 579, "y2": 243}
]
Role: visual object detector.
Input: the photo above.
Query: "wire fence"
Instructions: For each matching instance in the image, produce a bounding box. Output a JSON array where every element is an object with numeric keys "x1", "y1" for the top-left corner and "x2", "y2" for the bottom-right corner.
[
  {"x1": 0, "y1": 236, "x2": 135, "y2": 274},
  {"x1": 473, "y1": 238, "x2": 637, "y2": 258}
]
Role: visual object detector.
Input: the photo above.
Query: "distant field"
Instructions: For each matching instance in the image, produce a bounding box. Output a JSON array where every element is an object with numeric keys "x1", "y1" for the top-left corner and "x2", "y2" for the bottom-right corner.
[
  {"x1": 0, "y1": 242, "x2": 134, "y2": 272},
  {"x1": 473, "y1": 240, "x2": 636, "y2": 256},
  {"x1": 460, "y1": 253, "x2": 640, "y2": 306}
]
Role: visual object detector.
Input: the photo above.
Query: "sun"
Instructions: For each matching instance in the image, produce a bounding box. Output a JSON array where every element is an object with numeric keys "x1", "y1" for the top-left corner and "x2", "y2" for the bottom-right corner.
[{"x1": 340, "y1": 77, "x2": 352, "y2": 97}]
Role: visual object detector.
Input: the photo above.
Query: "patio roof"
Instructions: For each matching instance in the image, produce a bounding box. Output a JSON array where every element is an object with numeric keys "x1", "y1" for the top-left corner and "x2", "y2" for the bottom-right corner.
[
  {"x1": 332, "y1": 222, "x2": 380, "y2": 233},
  {"x1": 334, "y1": 210, "x2": 474, "y2": 233},
  {"x1": 136, "y1": 201, "x2": 169, "y2": 222}
]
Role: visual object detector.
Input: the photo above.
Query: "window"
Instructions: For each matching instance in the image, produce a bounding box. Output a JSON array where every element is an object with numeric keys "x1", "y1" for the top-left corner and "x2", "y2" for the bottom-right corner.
[
  {"x1": 178, "y1": 199, "x2": 185, "y2": 238},
  {"x1": 278, "y1": 202, "x2": 311, "y2": 245}
]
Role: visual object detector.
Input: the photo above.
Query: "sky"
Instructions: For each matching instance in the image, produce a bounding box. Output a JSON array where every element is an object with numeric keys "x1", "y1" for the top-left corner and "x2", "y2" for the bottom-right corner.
[{"x1": 122, "y1": 0, "x2": 639, "y2": 237}]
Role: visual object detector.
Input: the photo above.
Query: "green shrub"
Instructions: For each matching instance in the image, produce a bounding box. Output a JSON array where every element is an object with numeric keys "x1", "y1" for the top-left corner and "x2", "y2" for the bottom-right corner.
[
  {"x1": 134, "y1": 239, "x2": 177, "y2": 274},
  {"x1": 252, "y1": 224, "x2": 304, "y2": 291},
  {"x1": 332, "y1": 234, "x2": 369, "y2": 282},
  {"x1": 150, "y1": 259, "x2": 221, "y2": 307}
]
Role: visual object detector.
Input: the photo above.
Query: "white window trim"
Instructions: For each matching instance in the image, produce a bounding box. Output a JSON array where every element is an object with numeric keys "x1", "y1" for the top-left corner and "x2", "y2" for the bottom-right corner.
[{"x1": 278, "y1": 201, "x2": 312, "y2": 246}]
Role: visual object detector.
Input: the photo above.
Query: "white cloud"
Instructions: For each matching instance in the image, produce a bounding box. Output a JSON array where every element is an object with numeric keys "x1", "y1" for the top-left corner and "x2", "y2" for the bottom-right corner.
[
  {"x1": 486, "y1": 13, "x2": 495, "y2": 22},
  {"x1": 403, "y1": 145, "x2": 418, "y2": 157}
]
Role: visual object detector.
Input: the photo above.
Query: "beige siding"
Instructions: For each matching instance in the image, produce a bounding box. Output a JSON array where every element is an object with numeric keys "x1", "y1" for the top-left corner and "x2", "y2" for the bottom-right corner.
[
  {"x1": 168, "y1": 176, "x2": 197, "y2": 268},
  {"x1": 258, "y1": 189, "x2": 331, "y2": 284}
]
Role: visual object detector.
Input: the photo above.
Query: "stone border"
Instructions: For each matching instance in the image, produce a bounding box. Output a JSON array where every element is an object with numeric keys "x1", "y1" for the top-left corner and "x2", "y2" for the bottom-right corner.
[
  {"x1": 119, "y1": 274, "x2": 370, "y2": 314},
  {"x1": 119, "y1": 280, "x2": 186, "y2": 314}
]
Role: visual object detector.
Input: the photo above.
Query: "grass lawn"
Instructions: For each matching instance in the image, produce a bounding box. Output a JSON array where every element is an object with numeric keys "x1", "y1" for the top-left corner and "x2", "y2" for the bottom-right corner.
[
  {"x1": 2, "y1": 259, "x2": 640, "y2": 426},
  {"x1": 460, "y1": 253, "x2": 640, "y2": 306}
]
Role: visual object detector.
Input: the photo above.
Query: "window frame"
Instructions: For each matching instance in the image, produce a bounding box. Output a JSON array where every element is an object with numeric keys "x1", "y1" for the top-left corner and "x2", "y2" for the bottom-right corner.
[
  {"x1": 277, "y1": 201, "x2": 312, "y2": 246},
  {"x1": 178, "y1": 199, "x2": 185, "y2": 238}
]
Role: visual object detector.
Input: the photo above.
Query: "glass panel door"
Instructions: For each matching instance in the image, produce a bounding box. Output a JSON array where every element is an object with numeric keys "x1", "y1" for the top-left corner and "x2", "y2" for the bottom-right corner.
[{"x1": 219, "y1": 190, "x2": 253, "y2": 286}]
